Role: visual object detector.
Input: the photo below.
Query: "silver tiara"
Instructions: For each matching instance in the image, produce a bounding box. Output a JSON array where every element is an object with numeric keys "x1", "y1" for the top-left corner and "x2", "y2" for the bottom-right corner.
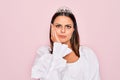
[{"x1": 56, "y1": 6, "x2": 72, "y2": 14}]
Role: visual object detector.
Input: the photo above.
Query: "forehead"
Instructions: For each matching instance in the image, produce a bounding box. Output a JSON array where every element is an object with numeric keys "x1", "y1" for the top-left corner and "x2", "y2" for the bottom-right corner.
[{"x1": 53, "y1": 16, "x2": 73, "y2": 25}]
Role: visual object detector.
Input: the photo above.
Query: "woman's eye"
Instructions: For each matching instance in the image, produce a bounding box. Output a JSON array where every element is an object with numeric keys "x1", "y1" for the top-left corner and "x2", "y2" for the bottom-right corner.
[
  {"x1": 66, "y1": 25, "x2": 72, "y2": 29},
  {"x1": 55, "y1": 25, "x2": 61, "y2": 28}
]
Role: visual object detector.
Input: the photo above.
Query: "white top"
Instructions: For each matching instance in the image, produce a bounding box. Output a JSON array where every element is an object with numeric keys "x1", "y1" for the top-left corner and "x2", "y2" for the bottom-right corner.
[{"x1": 31, "y1": 42, "x2": 100, "y2": 80}]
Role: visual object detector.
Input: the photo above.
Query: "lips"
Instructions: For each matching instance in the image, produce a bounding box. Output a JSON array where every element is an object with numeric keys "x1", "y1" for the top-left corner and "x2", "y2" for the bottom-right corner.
[{"x1": 58, "y1": 35, "x2": 67, "y2": 38}]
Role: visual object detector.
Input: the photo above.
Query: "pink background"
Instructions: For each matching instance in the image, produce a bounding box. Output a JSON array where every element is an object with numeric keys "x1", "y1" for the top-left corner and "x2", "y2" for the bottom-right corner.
[{"x1": 0, "y1": 0, "x2": 120, "y2": 80}]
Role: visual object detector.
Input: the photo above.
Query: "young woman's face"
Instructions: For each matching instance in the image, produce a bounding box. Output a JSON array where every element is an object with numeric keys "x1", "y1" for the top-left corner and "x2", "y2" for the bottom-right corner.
[{"x1": 52, "y1": 16, "x2": 74, "y2": 44}]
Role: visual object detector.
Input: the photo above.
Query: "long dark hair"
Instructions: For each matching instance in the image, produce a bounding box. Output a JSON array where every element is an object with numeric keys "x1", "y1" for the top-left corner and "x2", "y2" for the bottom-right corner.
[{"x1": 49, "y1": 8, "x2": 80, "y2": 57}]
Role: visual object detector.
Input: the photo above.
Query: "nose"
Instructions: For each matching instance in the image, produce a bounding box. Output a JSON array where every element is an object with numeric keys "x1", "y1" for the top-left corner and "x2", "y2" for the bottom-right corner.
[{"x1": 61, "y1": 27, "x2": 66, "y2": 33}]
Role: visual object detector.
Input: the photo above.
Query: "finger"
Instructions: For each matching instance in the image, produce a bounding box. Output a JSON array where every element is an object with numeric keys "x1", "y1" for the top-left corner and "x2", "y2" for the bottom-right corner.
[
  {"x1": 51, "y1": 24, "x2": 61, "y2": 43},
  {"x1": 54, "y1": 29, "x2": 60, "y2": 42},
  {"x1": 51, "y1": 24, "x2": 56, "y2": 42},
  {"x1": 51, "y1": 28, "x2": 54, "y2": 38},
  {"x1": 51, "y1": 24, "x2": 55, "y2": 38}
]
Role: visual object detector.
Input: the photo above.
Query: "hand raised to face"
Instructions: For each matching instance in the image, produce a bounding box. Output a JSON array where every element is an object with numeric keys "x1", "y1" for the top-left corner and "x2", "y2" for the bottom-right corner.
[{"x1": 51, "y1": 24, "x2": 60, "y2": 43}]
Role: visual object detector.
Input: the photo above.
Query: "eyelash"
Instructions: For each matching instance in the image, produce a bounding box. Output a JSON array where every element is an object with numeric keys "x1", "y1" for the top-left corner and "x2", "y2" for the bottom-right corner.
[
  {"x1": 55, "y1": 25, "x2": 61, "y2": 28},
  {"x1": 55, "y1": 25, "x2": 72, "y2": 29},
  {"x1": 66, "y1": 25, "x2": 71, "y2": 29}
]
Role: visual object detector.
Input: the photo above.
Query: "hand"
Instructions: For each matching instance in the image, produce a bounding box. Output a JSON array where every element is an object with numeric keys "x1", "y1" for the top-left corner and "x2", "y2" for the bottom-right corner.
[
  {"x1": 51, "y1": 24, "x2": 72, "y2": 57},
  {"x1": 51, "y1": 24, "x2": 60, "y2": 43}
]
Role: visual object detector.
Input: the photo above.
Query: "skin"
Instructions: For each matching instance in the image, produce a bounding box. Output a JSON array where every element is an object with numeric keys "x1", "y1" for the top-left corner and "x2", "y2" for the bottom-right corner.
[{"x1": 51, "y1": 16, "x2": 79, "y2": 63}]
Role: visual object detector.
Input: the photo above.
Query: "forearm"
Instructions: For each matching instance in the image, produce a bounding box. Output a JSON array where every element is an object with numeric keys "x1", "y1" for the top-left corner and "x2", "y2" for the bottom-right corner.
[{"x1": 31, "y1": 42, "x2": 71, "y2": 80}]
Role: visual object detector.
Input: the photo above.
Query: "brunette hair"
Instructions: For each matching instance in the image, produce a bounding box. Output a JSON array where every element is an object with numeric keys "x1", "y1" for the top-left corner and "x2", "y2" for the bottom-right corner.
[{"x1": 49, "y1": 8, "x2": 80, "y2": 57}]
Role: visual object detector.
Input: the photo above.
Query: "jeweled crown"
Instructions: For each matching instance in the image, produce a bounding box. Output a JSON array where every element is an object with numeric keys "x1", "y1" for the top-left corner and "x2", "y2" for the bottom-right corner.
[{"x1": 56, "y1": 6, "x2": 72, "y2": 14}]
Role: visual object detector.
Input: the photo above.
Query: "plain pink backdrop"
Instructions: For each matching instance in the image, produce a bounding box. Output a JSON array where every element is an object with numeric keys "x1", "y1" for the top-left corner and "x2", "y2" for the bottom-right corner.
[{"x1": 0, "y1": 0, "x2": 120, "y2": 80}]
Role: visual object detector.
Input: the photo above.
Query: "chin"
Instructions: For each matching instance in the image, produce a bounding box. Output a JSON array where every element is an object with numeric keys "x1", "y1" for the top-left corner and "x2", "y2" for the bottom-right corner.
[{"x1": 60, "y1": 40, "x2": 70, "y2": 44}]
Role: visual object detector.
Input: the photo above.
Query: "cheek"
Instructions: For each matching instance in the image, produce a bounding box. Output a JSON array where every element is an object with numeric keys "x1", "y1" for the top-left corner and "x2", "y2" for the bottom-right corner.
[
  {"x1": 55, "y1": 29, "x2": 61, "y2": 34},
  {"x1": 66, "y1": 30, "x2": 74, "y2": 38}
]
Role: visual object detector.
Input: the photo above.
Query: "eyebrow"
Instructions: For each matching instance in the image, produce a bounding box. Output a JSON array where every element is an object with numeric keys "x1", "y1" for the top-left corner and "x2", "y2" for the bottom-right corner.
[{"x1": 54, "y1": 23, "x2": 72, "y2": 26}]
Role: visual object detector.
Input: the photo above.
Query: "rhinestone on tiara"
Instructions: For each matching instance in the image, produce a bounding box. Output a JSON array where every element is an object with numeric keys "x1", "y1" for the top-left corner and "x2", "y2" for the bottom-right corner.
[{"x1": 56, "y1": 6, "x2": 73, "y2": 14}]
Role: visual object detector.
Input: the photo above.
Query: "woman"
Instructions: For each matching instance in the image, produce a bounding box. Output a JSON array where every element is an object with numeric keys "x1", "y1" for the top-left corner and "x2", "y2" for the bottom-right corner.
[{"x1": 31, "y1": 7, "x2": 100, "y2": 80}]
